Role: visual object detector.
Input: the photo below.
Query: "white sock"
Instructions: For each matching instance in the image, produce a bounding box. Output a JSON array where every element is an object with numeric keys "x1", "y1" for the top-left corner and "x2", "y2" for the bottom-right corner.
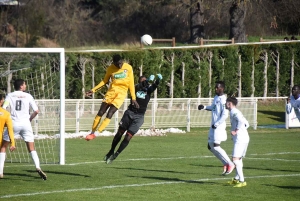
[
  {"x1": 233, "y1": 159, "x2": 244, "y2": 182},
  {"x1": 0, "y1": 153, "x2": 6, "y2": 175},
  {"x1": 30, "y1": 151, "x2": 41, "y2": 170},
  {"x1": 209, "y1": 149, "x2": 227, "y2": 165},
  {"x1": 208, "y1": 142, "x2": 226, "y2": 165},
  {"x1": 213, "y1": 146, "x2": 234, "y2": 166},
  {"x1": 234, "y1": 168, "x2": 240, "y2": 180}
]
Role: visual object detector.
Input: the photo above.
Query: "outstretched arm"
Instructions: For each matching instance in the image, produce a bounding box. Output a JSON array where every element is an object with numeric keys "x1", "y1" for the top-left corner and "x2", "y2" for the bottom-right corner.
[
  {"x1": 147, "y1": 74, "x2": 162, "y2": 94},
  {"x1": 86, "y1": 67, "x2": 112, "y2": 96}
]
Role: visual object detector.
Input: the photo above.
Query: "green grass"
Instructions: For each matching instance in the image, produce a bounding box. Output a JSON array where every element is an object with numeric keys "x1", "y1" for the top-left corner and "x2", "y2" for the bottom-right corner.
[
  {"x1": 257, "y1": 99, "x2": 286, "y2": 125},
  {"x1": 1, "y1": 128, "x2": 300, "y2": 201}
]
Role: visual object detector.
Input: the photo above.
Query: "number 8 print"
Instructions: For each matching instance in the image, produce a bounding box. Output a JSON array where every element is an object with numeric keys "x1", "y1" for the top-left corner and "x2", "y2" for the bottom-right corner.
[{"x1": 15, "y1": 100, "x2": 22, "y2": 111}]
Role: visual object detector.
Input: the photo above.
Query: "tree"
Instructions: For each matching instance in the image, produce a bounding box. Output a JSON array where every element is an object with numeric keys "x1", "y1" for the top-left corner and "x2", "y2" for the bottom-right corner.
[
  {"x1": 189, "y1": 0, "x2": 205, "y2": 43},
  {"x1": 229, "y1": 0, "x2": 247, "y2": 42}
]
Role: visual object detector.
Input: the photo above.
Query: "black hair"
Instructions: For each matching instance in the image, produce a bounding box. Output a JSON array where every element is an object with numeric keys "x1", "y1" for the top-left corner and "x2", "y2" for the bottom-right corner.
[
  {"x1": 138, "y1": 75, "x2": 146, "y2": 83},
  {"x1": 216, "y1": 81, "x2": 225, "y2": 89},
  {"x1": 14, "y1": 79, "x2": 25, "y2": 90},
  {"x1": 112, "y1": 54, "x2": 122, "y2": 62},
  {"x1": 226, "y1": 97, "x2": 238, "y2": 106}
]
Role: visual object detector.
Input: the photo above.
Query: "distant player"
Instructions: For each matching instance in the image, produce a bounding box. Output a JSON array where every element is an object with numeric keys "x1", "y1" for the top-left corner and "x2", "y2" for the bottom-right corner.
[
  {"x1": 226, "y1": 97, "x2": 250, "y2": 187},
  {"x1": 104, "y1": 74, "x2": 162, "y2": 164},
  {"x1": 85, "y1": 54, "x2": 139, "y2": 141},
  {"x1": 0, "y1": 92, "x2": 16, "y2": 179},
  {"x1": 1, "y1": 79, "x2": 47, "y2": 180},
  {"x1": 286, "y1": 85, "x2": 300, "y2": 121},
  {"x1": 198, "y1": 81, "x2": 235, "y2": 175}
]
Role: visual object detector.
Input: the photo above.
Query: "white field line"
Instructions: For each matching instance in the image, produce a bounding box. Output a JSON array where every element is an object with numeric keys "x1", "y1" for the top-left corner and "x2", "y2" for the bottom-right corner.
[
  {"x1": 250, "y1": 152, "x2": 300, "y2": 155},
  {"x1": 4, "y1": 152, "x2": 300, "y2": 168},
  {"x1": 1, "y1": 173, "x2": 300, "y2": 199},
  {"x1": 247, "y1": 157, "x2": 300, "y2": 162}
]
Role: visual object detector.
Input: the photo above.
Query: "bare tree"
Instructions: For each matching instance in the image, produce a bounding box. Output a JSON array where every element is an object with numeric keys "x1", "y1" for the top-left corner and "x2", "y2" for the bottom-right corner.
[
  {"x1": 190, "y1": 0, "x2": 205, "y2": 43},
  {"x1": 229, "y1": 0, "x2": 247, "y2": 42},
  {"x1": 270, "y1": 50, "x2": 280, "y2": 98},
  {"x1": 237, "y1": 54, "x2": 242, "y2": 97},
  {"x1": 260, "y1": 50, "x2": 269, "y2": 98},
  {"x1": 208, "y1": 51, "x2": 213, "y2": 98},
  {"x1": 251, "y1": 56, "x2": 255, "y2": 97}
]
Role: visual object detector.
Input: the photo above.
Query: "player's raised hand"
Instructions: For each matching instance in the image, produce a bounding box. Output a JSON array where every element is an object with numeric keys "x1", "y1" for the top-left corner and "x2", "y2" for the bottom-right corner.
[
  {"x1": 198, "y1": 105, "x2": 204, "y2": 110},
  {"x1": 132, "y1": 100, "x2": 140, "y2": 109},
  {"x1": 9, "y1": 146, "x2": 16, "y2": 152},
  {"x1": 148, "y1": 75, "x2": 155, "y2": 83},
  {"x1": 157, "y1": 74, "x2": 163, "y2": 80},
  {"x1": 85, "y1": 90, "x2": 93, "y2": 98}
]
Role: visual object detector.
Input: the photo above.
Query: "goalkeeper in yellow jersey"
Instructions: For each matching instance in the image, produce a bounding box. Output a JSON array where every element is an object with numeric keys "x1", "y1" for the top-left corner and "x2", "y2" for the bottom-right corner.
[
  {"x1": 85, "y1": 54, "x2": 139, "y2": 141},
  {"x1": 0, "y1": 92, "x2": 15, "y2": 179}
]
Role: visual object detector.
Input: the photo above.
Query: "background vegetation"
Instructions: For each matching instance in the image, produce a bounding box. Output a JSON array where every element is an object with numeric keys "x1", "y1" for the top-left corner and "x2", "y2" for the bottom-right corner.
[
  {"x1": 0, "y1": 0, "x2": 300, "y2": 48},
  {"x1": 1, "y1": 42, "x2": 300, "y2": 99}
]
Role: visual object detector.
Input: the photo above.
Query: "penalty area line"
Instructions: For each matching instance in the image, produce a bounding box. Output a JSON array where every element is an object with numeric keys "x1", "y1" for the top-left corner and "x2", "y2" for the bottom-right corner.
[{"x1": 1, "y1": 173, "x2": 300, "y2": 198}]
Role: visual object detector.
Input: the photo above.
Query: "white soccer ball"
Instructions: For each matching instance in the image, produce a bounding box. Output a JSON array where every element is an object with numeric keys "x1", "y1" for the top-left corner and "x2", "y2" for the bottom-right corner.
[{"x1": 141, "y1": 34, "x2": 153, "y2": 45}]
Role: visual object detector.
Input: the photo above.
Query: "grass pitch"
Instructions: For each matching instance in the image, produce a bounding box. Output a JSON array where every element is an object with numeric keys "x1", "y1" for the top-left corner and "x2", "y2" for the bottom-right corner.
[{"x1": 0, "y1": 127, "x2": 299, "y2": 201}]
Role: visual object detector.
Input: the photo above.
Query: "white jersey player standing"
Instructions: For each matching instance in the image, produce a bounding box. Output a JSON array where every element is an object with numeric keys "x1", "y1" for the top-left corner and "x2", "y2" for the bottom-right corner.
[
  {"x1": 226, "y1": 97, "x2": 250, "y2": 188},
  {"x1": 198, "y1": 81, "x2": 235, "y2": 175},
  {"x1": 286, "y1": 85, "x2": 300, "y2": 121},
  {"x1": 0, "y1": 79, "x2": 47, "y2": 180}
]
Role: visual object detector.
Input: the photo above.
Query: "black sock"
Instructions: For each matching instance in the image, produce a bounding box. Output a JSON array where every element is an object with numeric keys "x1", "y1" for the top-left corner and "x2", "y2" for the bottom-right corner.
[
  {"x1": 109, "y1": 134, "x2": 122, "y2": 153},
  {"x1": 116, "y1": 138, "x2": 130, "y2": 154}
]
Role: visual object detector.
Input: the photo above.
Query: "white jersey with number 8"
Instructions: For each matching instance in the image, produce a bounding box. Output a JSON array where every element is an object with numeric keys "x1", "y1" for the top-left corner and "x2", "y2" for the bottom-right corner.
[{"x1": 2, "y1": 91, "x2": 38, "y2": 123}]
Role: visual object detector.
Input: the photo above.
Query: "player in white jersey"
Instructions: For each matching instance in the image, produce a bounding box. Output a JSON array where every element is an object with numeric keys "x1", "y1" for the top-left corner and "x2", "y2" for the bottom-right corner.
[
  {"x1": 226, "y1": 97, "x2": 250, "y2": 188},
  {"x1": 286, "y1": 85, "x2": 300, "y2": 121},
  {"x1": 198, "y1": 81, "x2": 235, "y2": 175},
  {"x1": 1, "y1": 79, "x2": 47, "y2": 180}
]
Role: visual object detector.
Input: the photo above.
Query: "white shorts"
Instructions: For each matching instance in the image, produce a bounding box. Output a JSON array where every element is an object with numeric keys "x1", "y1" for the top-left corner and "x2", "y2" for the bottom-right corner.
[
  {"x1": 208, "y1": 124, "x2": 227, "y2": 144},
  {"x1": 4, "y1": 123, "x2": 34, "y2": 142},
  {"x1": 232, "y1": 142, "x2": 248, "y2": 158}
]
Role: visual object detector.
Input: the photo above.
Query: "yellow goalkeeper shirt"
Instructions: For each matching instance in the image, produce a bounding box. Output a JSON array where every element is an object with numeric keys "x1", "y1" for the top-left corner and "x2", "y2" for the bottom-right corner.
[
  {"x1": 91, "y1": 63, "x2": 136, "y2": 108},
  {"x1": 0, "y1": 107, "x2": 15, "y2": 147}
]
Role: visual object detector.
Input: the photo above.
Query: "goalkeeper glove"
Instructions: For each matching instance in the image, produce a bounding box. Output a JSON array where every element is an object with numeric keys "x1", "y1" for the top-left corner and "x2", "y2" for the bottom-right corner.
[
  {"x1": 148, "y1": 75, "x2": 155, "y2": 83},
  {"x1": 157, "y1": 74, "x2": 163, "y2": 80},
  {"x1": 211, "y1": 124, "x2": 217, "y2": 129}
]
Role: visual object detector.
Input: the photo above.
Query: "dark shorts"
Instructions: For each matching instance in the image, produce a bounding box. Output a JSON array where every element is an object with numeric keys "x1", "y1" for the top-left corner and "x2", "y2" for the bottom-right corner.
[{"x1": 119, "y1": 110, "x2": 144, "y2": 135}]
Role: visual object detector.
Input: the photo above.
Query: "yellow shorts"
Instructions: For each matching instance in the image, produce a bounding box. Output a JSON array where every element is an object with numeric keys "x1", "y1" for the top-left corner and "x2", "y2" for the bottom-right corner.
[{"x1": 103, "y1": 89, "x2": 127, "y2": 109}]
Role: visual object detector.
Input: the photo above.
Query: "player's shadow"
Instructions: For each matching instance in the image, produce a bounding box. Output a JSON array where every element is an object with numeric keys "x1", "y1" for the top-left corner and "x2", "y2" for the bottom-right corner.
[
  {"x1": 257, "y1": 110, "x2": 285, "y2": 122},
  {"x1": 27, "y1": 170, "x2": 91, "y2": 177},
  {"x1": 0, "y1": 172, "x2": 39, "y2": 180},
  {"x1": 263, "y1": 184, "x2": 300, "y2": 190},
  {"x1": 127, "y1": 175, "x2": 215, "y2": 185},
  {"x1": 190, "y1": 163, "x2": 300, "y2": 173},
  {"x1": 111, "y1": 166, "x2": 196, "y2": 174},
  {"x1": 243, "y1": 166, "x2": 300, "y2": 173}
]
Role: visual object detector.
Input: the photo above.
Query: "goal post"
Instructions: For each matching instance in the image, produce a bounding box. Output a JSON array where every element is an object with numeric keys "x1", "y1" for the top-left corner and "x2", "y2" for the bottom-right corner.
[{"x1": 0, "y1": 48, "x2": 66, "y2": 165}]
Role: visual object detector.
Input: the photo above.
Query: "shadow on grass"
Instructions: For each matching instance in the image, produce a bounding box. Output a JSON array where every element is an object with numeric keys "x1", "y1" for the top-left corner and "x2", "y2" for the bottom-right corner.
[
  {"x1": 190, "y1": 163, "x2": 300, "y2": 173},
  {"x1": 27, "y1": 170, "x2": 91, "y2": 177},
  {"x1": 258, "y1": 110, "x2": 285, "y2": 122},
  {"x1": 263, "y1": 184, "x2": 300, "y2": 190},
  {"x1": 127, "y1": 175, "x2": 215, "y2": 185},
  {"x1": 0, "y1": 172, "x2": 39, "y2": 180},
  {"x1": 111, "y1": 166, "x2": 196, "y2": 174}
]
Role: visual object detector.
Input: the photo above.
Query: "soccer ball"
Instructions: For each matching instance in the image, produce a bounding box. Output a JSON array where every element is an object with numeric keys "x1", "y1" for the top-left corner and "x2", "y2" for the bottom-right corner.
[{"x1": 141, "y1": 34, "x2": 153, "y2": 46}]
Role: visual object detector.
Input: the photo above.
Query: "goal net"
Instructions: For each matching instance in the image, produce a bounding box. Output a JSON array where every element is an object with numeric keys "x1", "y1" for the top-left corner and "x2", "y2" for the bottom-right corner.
[{"x1": 0, "y1": 48, "x2": 65, "y2": 165}]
